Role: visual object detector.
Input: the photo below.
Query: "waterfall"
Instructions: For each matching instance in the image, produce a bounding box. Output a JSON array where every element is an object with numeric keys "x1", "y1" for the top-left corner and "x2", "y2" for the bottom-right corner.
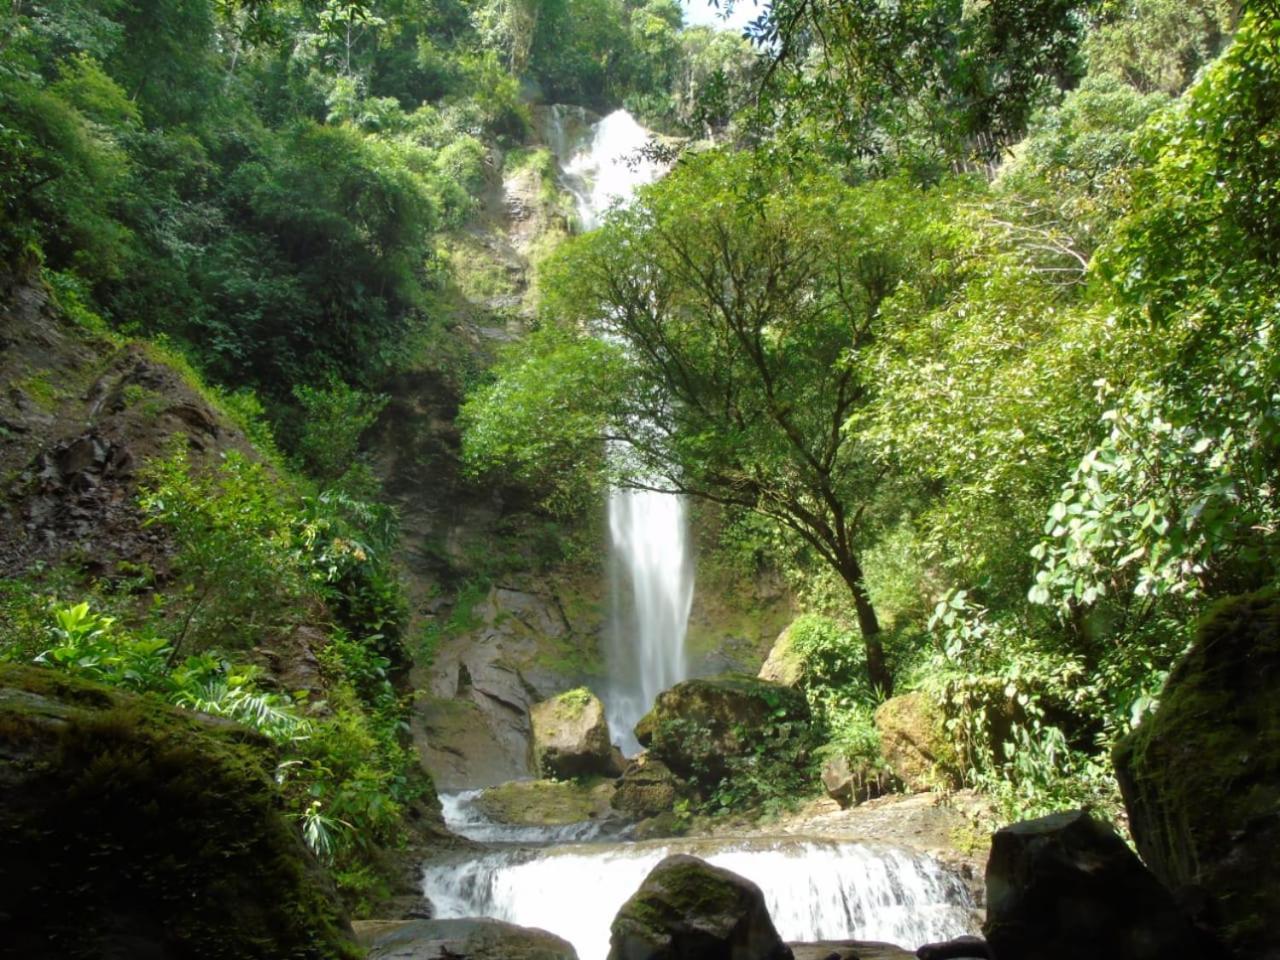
[
  {"x1": 542, "y1": 106, "x2": 694, "y2": 752},
  {"x1": 423, "y1": 837, "x2": 979, "y2": 960}
]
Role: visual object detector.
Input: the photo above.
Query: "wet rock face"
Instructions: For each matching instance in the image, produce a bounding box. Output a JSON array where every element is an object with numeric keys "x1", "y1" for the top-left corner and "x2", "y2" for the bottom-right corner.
[
  {"x1": 820, "y1": 754, "x2": 892, "y2": 809},
  {"x1": 607, "y1": 854, "x2": 793, "y2": 960},
  {"x1": 873, "y1": 692, "x2": 960, "y2": 793},
  {"x1": 0, "y1": 664, "x2": 359, "y2": 960},
  {"x1": 1113, "y1": 589, "x2": 1280, "y2": 960},
  {"x1": 634, "y1": 674, "x2": 811, "y2": 783},
  {"x1": 368, "y1": 918, "x2": 578, "y2": 960},
  {"x1": 613, "y1": 755, "x2": 678, "y2": 820},
  {"x1": 532, "y1": 688, "x2": 622, "y2": 779},
  {"x1": 982, "y1": 810, "x2": 1225, "y2": 960}
]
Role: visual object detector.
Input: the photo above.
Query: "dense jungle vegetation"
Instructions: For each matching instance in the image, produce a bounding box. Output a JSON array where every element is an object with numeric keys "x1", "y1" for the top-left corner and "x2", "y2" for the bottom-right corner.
[{"x1": 1, "y1": 0, "x2": 1277, "y2": 906}]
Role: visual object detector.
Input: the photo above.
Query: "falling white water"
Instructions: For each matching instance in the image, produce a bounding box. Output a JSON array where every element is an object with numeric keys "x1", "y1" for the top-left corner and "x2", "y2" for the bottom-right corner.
[
  {"x1": 422, "y1": 837, "x2": 980, "y2": 960},
  {"x1": 542, "y1": 106, "x2": 694, "y2": 752},
  {"x1": 605, "y1": 491, "x2": 695, "y2": 754}
]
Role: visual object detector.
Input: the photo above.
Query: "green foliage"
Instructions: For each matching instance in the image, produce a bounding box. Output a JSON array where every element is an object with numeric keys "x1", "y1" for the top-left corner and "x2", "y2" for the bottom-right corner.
[
  {"x1": 750, "y1": 0, "x2": 1096, "y2": 174},
  {"x1": 290, "y1": 379, "x2": 389, "y2": 486},
  {"x1": 140, "y1": 447, "x2": 304, "y2": 656}
]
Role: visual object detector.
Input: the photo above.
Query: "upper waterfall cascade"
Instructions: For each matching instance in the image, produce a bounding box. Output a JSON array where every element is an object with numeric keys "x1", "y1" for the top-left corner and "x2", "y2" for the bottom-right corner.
[{"x1": 542, "y1": 106, "x2": 694, "y2": 752}]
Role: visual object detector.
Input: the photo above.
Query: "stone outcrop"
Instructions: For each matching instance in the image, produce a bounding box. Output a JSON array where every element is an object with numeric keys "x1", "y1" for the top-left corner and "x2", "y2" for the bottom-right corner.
[
  {"x1": 820, "y1": 754, "x2": 892, "y2": 809},
  {"x1": 635, "y1": 674, "x2": 811, "y2": 783},
  {"x1": 0, "y1": 276, "x2": 260, "y2": 580},
  {"x1": 0, "y1": 664, "x2": 359, "y2": 959},
  {"x1": 532, "y1": 687, "x2": 622, "y2": 779},
  {"x1": 1113, "y1": 588, "x2": 1280, "y2": 959},
  {"x1": 874, "y1": 692, "x2": 960, "y2": 792},
  {"x1": 368, "y1": 918, "x2": 578, "y2": 960},
  {"x1": 757, "y1": 622, "x2": 804, "y2": 687},
  {"x1": 612, "y1": 755, "x2": 679, "y2": 820},
  {"x1": 982, "y1": 810, "x2": 1224, "y2": 960},
  {"x1": 607, "y1": 854, "x2": 793, "y2": 960},
  {"x1": 475, "y1": 777, "x2": 616, "y2": 826}
]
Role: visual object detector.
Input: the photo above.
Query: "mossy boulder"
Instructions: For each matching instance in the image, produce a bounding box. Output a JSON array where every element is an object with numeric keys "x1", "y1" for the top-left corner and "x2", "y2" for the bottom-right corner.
[
  {"x1": 612, "y1": 755, "x2": 679, "y2": 820},
  {"x1": 983, "y1": 810, "x2": 1224, "y2": 960},
  {"x1": 1113, "y1": 589, "x2": 1280, "y2": 959},
  {"x1": 531, "y1": 688, "x2": 622, "y2": 779},
  {"x1": 607, "y1": 854, "x2": 792, "y2": 960},
  {"x1": 474, "y1": 777, "x2": 616, "y2": 826},
  {"x1": 0, "y1": 664, "x2": 358, "y2": 959},
  {"x1": 756, "y1": 623, "x2": 804, "y2": 688},
  {"x1": 634, "y1": 674, "x2": 811, "y2": 784},
  {"x1": 874, "y1": 692, "x2": 961, "y2": 792},
  {"x1": 368, "y1": 917, "x2": 578, "y2": 960}
]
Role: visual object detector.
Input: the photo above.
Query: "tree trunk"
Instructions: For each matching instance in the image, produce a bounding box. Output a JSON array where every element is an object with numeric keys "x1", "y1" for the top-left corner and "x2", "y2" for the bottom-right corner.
[{"x1": 839, "y1": 554, "x2": 894, "y2": 697}]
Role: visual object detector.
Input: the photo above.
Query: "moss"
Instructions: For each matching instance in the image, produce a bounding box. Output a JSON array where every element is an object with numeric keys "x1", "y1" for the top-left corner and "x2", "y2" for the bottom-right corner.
[
  {"x1": 474, "y1": 777, "x2": 615, "y2": 825},
  {"x1": 551, "y1": 686, "x2": 593, "y2": 718},
  {"x1": 0, "y1": 664, "x2": 359, "y2": 960},
  {"x1": 1113, "y1": 588, "x2": 1280, "y2": 957},
  {"x1": 13, "y1": 369, "x2": 64, "y2": 410}
]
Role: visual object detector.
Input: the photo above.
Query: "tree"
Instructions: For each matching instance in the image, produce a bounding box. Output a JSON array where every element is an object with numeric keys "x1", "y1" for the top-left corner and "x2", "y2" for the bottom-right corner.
[
  {"x1": 464, "y1": 151, "x2": 967, "y2": 694},
  {"x1": 745, "y1": 0, "x2": 1098, "y2": 173}
]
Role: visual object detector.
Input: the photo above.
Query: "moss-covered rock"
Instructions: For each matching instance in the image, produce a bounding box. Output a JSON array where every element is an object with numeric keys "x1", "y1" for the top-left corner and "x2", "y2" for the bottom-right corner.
[
  {"x1": 635, "y1": 674, "x2": 812, "y2": 784},
  {"x1": 474, "y1": 777, "x2": 616, "y2": 826},
  {"x1": 0, "y1": 664, "x2": 358, "y2": 959},
  {"x1": 874, "y1": 692, "x2": 961, "y2": 792},
  {"x1": 612, "y1": 755, "x2": 679, "y2": 820},
  {"x1": 368, "y1": 917, "x2": 578, "y2": 960},
  {"x1": 1113, "y1": 588, "x2": 1280, "y2": 959},
  {"x1": 531, "y1": 687, "x2": 622, "y2": 779},
  {"x1": 607, "y1": 854, "x2": 792, "y2": 960}
]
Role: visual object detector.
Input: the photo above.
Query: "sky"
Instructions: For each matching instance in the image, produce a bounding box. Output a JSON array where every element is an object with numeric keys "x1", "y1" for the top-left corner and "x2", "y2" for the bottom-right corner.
[{"x1": 682, "y1": 0, "x2": 764, "y2": 32}]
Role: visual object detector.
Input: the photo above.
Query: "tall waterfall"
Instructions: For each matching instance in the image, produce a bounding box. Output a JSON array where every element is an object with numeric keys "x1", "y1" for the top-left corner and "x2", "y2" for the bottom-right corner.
[
  {"x1": 423, "y1": 836, "x2": 979, "y2": 960},
  {"x1": 543, "y1": 106, "x2": 695, "y2": 752}
]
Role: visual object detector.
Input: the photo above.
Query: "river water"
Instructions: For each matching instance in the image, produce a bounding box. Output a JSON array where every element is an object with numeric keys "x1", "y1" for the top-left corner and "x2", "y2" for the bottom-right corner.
[{"x1": 427, "y1": 793, "x2": 980, "y2": 960}]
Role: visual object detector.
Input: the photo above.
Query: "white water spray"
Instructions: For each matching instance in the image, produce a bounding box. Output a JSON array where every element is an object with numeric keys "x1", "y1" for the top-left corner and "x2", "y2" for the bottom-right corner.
[
  {"x1": 543, "y1": 107, "x2": 694, "y2": 751},
  {"x1": 423, "y1": 836, "x2": 979, "y2": 960}
]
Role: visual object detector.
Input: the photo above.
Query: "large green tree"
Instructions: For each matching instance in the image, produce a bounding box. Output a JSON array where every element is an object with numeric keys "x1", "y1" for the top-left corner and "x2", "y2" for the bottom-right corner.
[{"x1": 464, "y1": 151, "x2": 967, "y2": 694}]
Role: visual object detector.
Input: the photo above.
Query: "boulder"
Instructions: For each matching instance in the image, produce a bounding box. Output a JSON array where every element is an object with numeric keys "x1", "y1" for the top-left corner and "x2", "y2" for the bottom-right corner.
[
  {"x1": 1113, "y1": 588, "x2": 1280, "y2": 959},
  {"x1": 982, "y1": 810, "x2": 1225, "y2": 960},
  {"x1": 475, "y1": 777, "x2": 616, "y2": 826},
  {"x1": 0, "y1": 664, "x2": 359, "y2": 959},
  {"x1": 635, "y1": 674, "x2": 811, "y2": 783},
  {"x1": 613, "y1": 755, "x2": 679, "y2": 819},
  {"x1": 874, "y1": 692, "x2": 960, "y2": 792},
  {"x1": 757, "y1": 622, "x2": 804, "y2": 687},
  {"x1": 791, "y1": 945, "x2": 912, "y2": 960},
  {"x1": 607, "y1": 854, "x2": 793, "y2": 960},
  {"x1": 532, "y1": 688, "x2": 622, "y2": 779},
  {"x1": 820, "y1": 754, "x2": 893, "y2": 809},
  {"x1": 368, "y1": 918, "x2": 577, "y2": 960}
]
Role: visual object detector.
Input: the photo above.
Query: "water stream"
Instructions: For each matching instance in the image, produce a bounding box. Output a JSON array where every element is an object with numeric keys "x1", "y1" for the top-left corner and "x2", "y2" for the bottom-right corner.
[
  {"x1": 424, "y1": 809, "x2": 979, "y2": 960},
  {"x1": 540, "y1": 106, "x2": 695, "y2": 752}
]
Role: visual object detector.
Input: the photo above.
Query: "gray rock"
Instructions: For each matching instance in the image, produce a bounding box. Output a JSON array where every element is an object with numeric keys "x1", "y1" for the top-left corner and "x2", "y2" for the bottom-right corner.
[
  {"x1": 369, "y1": 918, "x2": 577, "y2": 960},
  {"x1": 608, "y1": 854, "x2": 793, "y2": 960},
  {"x1": 532, "y1": 688, "x2": 621, "y2": 779}
]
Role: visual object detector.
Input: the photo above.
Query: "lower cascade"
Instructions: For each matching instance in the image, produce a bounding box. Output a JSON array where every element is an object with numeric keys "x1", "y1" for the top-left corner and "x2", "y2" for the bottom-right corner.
[{"x1": 422, "y1": 834, "x2": 978, "y2": 960}]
